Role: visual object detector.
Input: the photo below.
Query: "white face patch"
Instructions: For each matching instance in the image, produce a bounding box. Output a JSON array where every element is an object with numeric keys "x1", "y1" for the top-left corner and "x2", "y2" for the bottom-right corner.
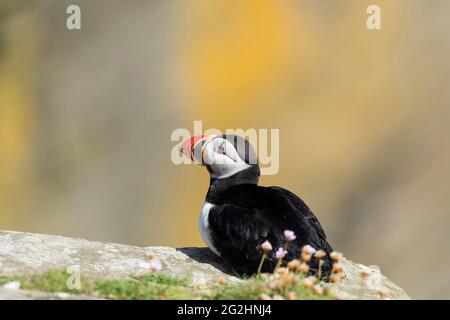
[
  {"x1": 203, "y1": 138, "x2": 251, "y2": 179},
  {"x1": 199, "y1": 202, "x2": 221, "y2": 257}
]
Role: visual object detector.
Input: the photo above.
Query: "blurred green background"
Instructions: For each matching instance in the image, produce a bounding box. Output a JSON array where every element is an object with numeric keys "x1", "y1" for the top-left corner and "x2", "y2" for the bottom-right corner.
[{"x1": 1, "y1": 0, "x2": 450, "y2": 299}]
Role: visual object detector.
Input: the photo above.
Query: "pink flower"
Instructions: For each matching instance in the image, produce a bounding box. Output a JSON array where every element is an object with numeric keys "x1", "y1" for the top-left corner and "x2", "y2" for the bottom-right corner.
[
  {"x1": 149, "y1": 258, "x2": 162, "y2": 272},
  {"x1": 261, "y1": 240, "x2": 273, "y2": 253},
  {"x1": 314, "y1": 249, "x2": 326, "y2": 259},
  {"x1": 284, "y1": 230, "x2": 296, "y2": 242},
  {"x1": 275, "y1": 247, "x2": 288, "y2": 259},
  {"x1": 301, "y1": 244, "x2": 316, "y2": 255},
  {"x1": 330, "y1": 251, "x2": 343, "y2": 262}
]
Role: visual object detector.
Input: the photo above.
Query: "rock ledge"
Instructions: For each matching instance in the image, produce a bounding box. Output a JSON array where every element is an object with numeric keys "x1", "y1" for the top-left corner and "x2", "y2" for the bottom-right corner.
[{"x1": 0, "y1": 230, "x2": 409, "y2": 299}]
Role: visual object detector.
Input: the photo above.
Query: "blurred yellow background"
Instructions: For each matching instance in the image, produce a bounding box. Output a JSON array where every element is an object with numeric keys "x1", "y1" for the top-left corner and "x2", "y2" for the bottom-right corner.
[{"x1": 1, "y1": 0, "x2": 450, "y2": 299}]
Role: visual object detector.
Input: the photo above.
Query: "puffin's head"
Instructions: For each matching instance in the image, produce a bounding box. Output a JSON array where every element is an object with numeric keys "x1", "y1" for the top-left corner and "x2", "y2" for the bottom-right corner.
[{"x1": 180, "y1": 134, "x2": 259, "y2": 180}]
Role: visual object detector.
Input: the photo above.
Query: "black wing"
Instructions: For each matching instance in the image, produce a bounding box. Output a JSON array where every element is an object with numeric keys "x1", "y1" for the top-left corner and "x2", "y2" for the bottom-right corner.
[
  {"x1": 268, "y1": 186, "x2": 333, "y2": 253},
  {"x1": 208, "y1": 203, "x2": 280, "y2": 273},
  {"x1": 207, "y1": 184, "x2": 333, "y2": 275}
]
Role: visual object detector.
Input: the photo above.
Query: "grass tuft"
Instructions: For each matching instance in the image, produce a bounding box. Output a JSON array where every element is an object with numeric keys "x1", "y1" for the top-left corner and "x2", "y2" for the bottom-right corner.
[
  {"x1": 0, "y1": 276, "x2": 11, "y2": 286},
  {"x1": 0, "y1": 269, "x2": 192, "y2": 300},
  {"x1": 0, "y1": 268, "x2": 336, "y2": 300},
  {"x1": 206, "y1": 274, "x2": 332, "y2": 300},
  {"x1": 94, "y1": 274, "x2": 191, "y2": 300},
  {"x1": 94, "y1": 278, "x2": 191, "y2": 300}
]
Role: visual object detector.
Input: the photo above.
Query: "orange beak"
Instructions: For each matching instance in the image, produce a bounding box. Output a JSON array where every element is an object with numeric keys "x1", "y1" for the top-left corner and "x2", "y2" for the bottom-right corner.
[{"x1": 179, "y1": 135, "x2": 210, "y2": 163}]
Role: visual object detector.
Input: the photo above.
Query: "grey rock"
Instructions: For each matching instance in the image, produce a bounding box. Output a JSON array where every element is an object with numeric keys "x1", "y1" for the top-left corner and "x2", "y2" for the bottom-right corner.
[
  {"x1": 326, "y1": 260, "x2": 410, "y2": 300},
  {"x1": 0, "y1": 230, "x2": 409, "y2": 299}
]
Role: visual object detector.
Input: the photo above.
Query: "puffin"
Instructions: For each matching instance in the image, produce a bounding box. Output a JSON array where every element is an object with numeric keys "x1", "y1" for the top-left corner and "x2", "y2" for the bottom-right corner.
[{"x1": 180, "y1": 134, "x2": 334, "y2": 276}]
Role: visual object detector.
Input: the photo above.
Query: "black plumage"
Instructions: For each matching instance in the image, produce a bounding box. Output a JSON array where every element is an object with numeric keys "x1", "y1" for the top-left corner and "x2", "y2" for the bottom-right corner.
[{"x1": 206, "y1": 166, "x2": 334, "y2": 276}]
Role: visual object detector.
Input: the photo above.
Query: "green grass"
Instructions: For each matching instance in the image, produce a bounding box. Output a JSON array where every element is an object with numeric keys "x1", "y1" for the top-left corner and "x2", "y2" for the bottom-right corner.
[
  {"x1": 136, "y1": 273, "x2": 189, "y2": 286},
  {"x1": 206, "y1": 276, "x2": 332, "y2": 300},
  {"x1": 15, "y1": 269, "x2": 93, "y2": 293},
  {"x1": 0, "y1": 269, "x2": 332, "y2": 300},
  {"x1": 1, "y1": 270, "x2": 95, "y2": 294},
  {"x1": 0, "y1": 276, "x2": 10, "y2": 286},
  {"x1": 94, "y1": 274, "x2": 192, "y2": 300},
  {"x1": 0, "y1": 270, "x2": 192, "y2": 299},
  {"x1": 207, "y1": 277, "x2": 268, "y2": 300}
]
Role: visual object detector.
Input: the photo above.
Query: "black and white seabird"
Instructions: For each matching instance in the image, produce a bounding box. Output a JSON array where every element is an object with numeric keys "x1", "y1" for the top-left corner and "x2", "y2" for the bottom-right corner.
[{"x1": 180, "y1": 134, "x2": 334, "y2": 276}]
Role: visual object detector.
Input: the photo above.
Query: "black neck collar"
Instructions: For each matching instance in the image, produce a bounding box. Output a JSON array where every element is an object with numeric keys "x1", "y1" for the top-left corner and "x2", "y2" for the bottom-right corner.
[{"x1": 205, "y1": 166, "x2": 260, "y2": 203}]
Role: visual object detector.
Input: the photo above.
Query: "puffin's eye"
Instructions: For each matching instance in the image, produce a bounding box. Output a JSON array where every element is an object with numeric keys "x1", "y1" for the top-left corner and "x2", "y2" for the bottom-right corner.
[{"x1": 217, "y1": 143, "x2": 225, "y2": 154}]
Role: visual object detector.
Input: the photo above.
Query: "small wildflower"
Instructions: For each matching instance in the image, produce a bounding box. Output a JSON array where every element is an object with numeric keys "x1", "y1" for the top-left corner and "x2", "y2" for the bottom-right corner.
[
  {"x1": 272, "y1": 294, "x2": 285, "y2": 300},
  {"x1": 287, "y1": 259, "x2": 300, "y2": 271},
  {"x1": 314, "y1": 250, "x2": 326, "y2": 259},
  {"x1": 329, "y1": 274, "x2": 342, "y2": 283},
  {"x1": 287, "y1": 292, "x2": 298, "y2": 300},
  {"x1": 279, "y1": 273, "x2": 295, "y2": 288},
  {"x1": 332, "y1": 263, "x2": 344, "y2": 273},
  {"x1": 330, "y1": 251, "x2": 343, "y2": 262},
  {"x1": 259, "y1": 293, "x2": 272, "y2": 300},
  {"x1": 376, "y1": 287, "x2": 390, "y2": 299},
  {"x1": 312, "y1": 285, "x2": 324, "y2": 295},
  {"x1": 257, "y1": 241, "x2": 273, "y2": 275},
  {"x1": 298, "y1": 263, "x2": 310, "y2": 274},
  {"x1": 218, "y1": 276, "x2": 226, "y2": 285},
  {"x1": 302, "y1": 279, "x2": 314, "y2": 289},
  {"x1": 302, "y1": 276, "x2": 317, "y2": 288},
  {"x1": 301, "y1": 252, "x2": 312, "y2": 263},
  {"x1": 284, "y1": 230, "x2": 296, "y2": 242},
  {"x1": 147, "y1": 253, "x2": 155, "y2": 260},
  {"x1": 261, "y1": 240, "x2": 273, "y2": 253},
  {"x1": 314, "y1": 250, "x2": 326, "y2": 279},
  {"x1": 276, "y1": 267, "x2": 289, "y2": 276},
  {"x1": 149, "y1": 258, "x2": 162, "y2": 272},
  {"x1": 360, "y1": 270, "x2": 370, "y2": 280},
  {"x1": 302, "y1": 245, "x2": 316, "y2": 255},
  {"x1": 301, "y1": 245, "x2": 316, "y2": 262},
  {"x1": 273, "y1": 247, "x2": 288, "y2": 274},
  {"x1": 275, "y1": 247, "x2": 288, "y2": 259}
]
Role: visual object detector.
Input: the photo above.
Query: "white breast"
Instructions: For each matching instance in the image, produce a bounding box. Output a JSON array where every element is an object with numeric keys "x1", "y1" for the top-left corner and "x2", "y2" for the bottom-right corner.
[{"x1": 199, "y1": 202, "x2": 221, "y2": 257}]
